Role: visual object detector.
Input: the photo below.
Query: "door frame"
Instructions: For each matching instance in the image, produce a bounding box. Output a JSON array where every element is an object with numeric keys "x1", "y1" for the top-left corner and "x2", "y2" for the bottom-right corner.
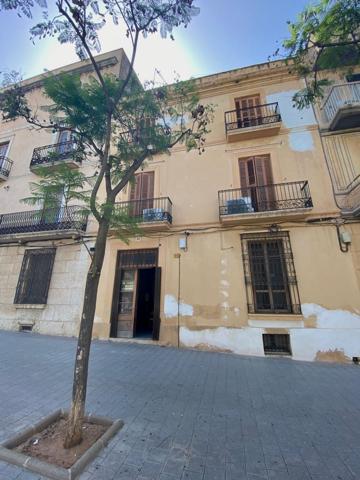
[{"x1": 110, "y1": 248, "x2": 160, "y2": 339}]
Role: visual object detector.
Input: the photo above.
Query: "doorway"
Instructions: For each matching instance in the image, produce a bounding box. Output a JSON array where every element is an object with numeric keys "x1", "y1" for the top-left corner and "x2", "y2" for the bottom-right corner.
[
  {"x1": 134, "y1": 268, "x2": 155, "y2": 338},
  {"x1": 110, "y1": 249, "x2": 161, "y2": 340}
]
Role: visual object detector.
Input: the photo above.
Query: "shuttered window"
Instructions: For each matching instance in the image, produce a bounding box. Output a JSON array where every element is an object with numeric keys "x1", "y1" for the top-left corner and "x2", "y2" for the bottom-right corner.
[
  {"x1": 129, "y1": 172, "x2": 155, "y2": 215},
  {"x1": 241, "y1": 232, "x2": 301, "y2": 314},
  {"x1": 239, "y1": 155, "x2": 275, "y2": 212},
  {"x1": 14, "y1": 249, "x2": 56, "y2": 304}
]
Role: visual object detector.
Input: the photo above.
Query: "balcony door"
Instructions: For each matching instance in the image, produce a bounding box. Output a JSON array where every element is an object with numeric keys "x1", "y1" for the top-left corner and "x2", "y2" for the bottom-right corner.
[
  {"x1": 235, "y1": 95, "x2": 262, "y2": 128},
  {"x1": 130, "y1": 171, "x2": 154, "y2": 218},
  {"x1": 57, "y1": 130, "x2": 73, "y2": 156},
  {"x1": 0, "y1": 142, "x2": 9, "y2": 170},
  {"x1": 239, "y1": 155, "x2": 274, "y2": 212}
]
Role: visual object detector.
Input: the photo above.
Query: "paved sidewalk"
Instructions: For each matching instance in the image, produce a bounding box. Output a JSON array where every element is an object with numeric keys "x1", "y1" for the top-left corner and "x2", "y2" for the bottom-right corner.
[{"x1": 0, "y1": 332, "x2": 360, "y2": 480}]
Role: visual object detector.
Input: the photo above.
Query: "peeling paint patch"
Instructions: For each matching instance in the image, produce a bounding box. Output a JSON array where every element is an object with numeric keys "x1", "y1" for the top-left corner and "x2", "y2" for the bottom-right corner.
[
  {"x1": 164, "y1": 294, "x2": 193, "y2": 318},
  {"x1": 180, "y1": 326, "x2": 264, "y2": 356},
  {"x1": 266, "y1": 90, "x2": 316, "y2": 128},
  {"x1": 289, "y1": 131, "x2": 314, "y2": 152},
  {"x1": 315, "y1": 349, "x2": 350, "y2": 364},
  {"x1": 302, "y1": 303, "x2": 360, "y2": 328}
]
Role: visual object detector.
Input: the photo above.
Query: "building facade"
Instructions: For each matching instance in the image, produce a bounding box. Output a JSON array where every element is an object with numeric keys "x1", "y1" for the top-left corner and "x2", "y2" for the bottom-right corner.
[{"x1": 1, "y1": 50, "x2": 359, "y2": 362}]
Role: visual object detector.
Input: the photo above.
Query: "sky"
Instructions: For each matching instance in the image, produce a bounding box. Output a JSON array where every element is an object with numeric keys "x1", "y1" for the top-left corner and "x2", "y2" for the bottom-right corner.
[{"x1": 0, "y1": 0, "x2": 310, "y2": 84}]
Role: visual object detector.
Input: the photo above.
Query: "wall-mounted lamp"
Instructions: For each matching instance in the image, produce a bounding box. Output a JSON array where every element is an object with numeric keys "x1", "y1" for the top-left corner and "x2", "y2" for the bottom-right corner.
[
  {"x1": 178, "y1": 232, "x2": 189, "y2": 251},
  {"x1": 268, "y1": 224, "x2": 280, "y2": 234}
]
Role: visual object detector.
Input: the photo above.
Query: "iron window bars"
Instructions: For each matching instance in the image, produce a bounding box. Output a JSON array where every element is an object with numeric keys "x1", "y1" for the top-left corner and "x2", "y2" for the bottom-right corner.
[
  {"x1": 0, "y1": 156, "x2": 13, "y2": 178},
  {"x1": 14, "y1": 248, "x2": 56, "y2": 304},
  {"x1": 263, "y1": 334, "x2": 292, "y2": 355},
  {"x1": 0, "y1": 206, "x2": 88, "y2": 236},
  {"x1": 225, "y1": 102, "x2": 281, "y2": 132},
  {"x1": 241, "y1": 232, "x2": 301, "y2": 314},
  {"x1": 219, "y1": 181, "x2": 312, "y2": 216}
]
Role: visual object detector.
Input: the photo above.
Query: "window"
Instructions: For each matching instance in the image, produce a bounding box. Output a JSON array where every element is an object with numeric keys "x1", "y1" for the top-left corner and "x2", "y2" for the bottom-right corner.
[
  {"x1": 129, "y1": 171, "x2": 155, "y2": 216},
  {"x1": 263, "y1": 334, "x2": 291, "y2": 355},
  {"x1": 14, "y1": 249, "x2": 56, "y2": 304},
  {"x1": 241, "y1": 232, "x2": 301, "y2": 314},
  {"x1": 239, "y1": 155, "x2": 275, "y2": 212},
  {"x1": 346, "y1": 73, "x2": 360, "y2": 83},
  {"x1": 235, "y1": 94, "x2": 262, "y2": 128},
  {"x1": 0, "y1": 141, "x2": 9, "y2": 158}
]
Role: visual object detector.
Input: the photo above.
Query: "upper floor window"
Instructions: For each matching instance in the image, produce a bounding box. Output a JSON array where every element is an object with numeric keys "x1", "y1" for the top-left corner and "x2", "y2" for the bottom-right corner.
[
  {"x1": 0, "y1": 141, "x2": 9, "y2": 158},
  {"x1": 238, "y1": 155, "x2": 275, "y2": 212},
  {"x1": 235, "y1": 94, "x2": 262, "y2": 128},
  {"x1": 14, "y1": 249, "x2": 56, "y2": 305}
]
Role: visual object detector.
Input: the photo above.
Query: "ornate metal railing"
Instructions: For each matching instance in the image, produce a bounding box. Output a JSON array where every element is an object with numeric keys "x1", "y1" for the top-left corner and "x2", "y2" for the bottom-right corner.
[
  {"x1": 321, "y1": 81, "x2": 360, "y2": 124},
  {"x1": 0, "y1": 206, "x2": 88, "y2": 236},
  {"x1": 219, "y1": 181, "x2": 312, "y2": 216},
  {"x1": 0, "y1": 156, "x2": 13, "y2": 178},
  {"x1": 225, "y1": 102, "x2": 281, "y2": 132},
  {"x1": 30, "y1": 140, "x2": 81, "y2": 168},
  {"x1": 115, "y1": 197, "x2": 172, "y2": 224}
]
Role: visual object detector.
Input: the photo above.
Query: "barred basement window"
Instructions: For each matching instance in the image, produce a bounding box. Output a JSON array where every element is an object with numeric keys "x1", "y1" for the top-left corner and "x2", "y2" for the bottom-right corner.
[
  {"x1": 263, "y1": 334, "x2": 291, "y2": 355},
  {"x1": 241, "y1": 232, "x2": 301, "y2": 314},
  {"x1": 14, "y1": 249, "x2": 56, "y2": 304}
]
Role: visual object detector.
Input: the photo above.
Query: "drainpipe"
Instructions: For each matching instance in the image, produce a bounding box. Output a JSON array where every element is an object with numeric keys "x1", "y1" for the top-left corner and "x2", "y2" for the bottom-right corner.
[{"x1": 174, "y1": 253, "x2": 181, "y2": 348}]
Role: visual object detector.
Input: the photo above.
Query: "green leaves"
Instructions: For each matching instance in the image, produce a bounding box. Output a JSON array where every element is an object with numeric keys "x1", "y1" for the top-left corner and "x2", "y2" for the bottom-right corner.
[{"x1": 280, "y1": 0, "x2": 360, "y2": 109}]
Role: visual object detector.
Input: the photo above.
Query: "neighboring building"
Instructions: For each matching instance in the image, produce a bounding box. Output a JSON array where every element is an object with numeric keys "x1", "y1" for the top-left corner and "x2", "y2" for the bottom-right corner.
[{"x1": 0, "y1": 50, "x2": 359, "y2": 362}]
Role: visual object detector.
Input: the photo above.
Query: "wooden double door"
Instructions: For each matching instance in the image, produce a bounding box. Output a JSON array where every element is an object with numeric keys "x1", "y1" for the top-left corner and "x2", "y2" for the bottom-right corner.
[
  {"x1": 239, "y1": 155, "x2": 275, "y2": 212},
  {"x1": 235, "y1": 95, "x2": 262, "y2": 128},
  {"x1": 111, "y1": 249, "x2": 161, "y2": 340},
  {"x1": 129, "y1": 172, "x2": 155, "y2": 217}
]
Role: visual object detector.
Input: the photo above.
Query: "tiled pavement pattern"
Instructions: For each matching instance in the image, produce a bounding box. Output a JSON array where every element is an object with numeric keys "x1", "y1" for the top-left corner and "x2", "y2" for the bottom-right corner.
[{"x1": 0, "y1": 332, "x2": 360, "y2": 480}]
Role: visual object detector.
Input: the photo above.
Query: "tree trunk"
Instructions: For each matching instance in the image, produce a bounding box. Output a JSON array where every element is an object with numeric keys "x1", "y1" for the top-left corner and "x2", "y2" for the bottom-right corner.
[{"x1": 63, "y1": 219, "x2": 109, "y2": 449}]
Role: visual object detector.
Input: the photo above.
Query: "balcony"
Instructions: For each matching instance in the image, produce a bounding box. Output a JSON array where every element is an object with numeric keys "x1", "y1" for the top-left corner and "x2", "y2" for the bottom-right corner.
[
  {"x1": 0, "y1": 156, "x2": 13, "y2": 181},
  {"x1": 115, "y1": 197, "x2": 172, "y2": 231},
  {"x1": 30, "y1": 141, "x2": 82, "y2": 172},
  {"x1": 0, "y1": 206, "x2": 88, "y2": 243},
  {"x1": 321, "y1": 82, "x2": 360, "y2": 131},
  {"x1": 219, "y1": 181, "x2": 312, "y2": 224},
  {"x1": 224, "y1": 102, "x2": 281, "y2": 141}
]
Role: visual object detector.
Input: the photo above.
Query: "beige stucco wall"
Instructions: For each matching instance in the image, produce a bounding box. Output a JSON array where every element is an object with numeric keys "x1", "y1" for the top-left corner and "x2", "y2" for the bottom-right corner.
[{"x1": 0, "y1": 54, "x2": 359, "y2": 362}]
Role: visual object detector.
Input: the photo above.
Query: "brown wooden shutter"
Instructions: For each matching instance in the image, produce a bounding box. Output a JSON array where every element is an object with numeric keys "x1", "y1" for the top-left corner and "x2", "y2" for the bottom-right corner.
[{"x1": 130, "y1": 172, "x2": 154, "y2": 200}]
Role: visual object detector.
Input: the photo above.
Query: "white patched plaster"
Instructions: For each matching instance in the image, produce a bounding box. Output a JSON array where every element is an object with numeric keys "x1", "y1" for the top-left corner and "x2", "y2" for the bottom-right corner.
[
  {"x1": 180, "y1": 327, "x2": 264, "y2": 356},
  {"x1": 291, "y1": 329, "x2": 360, "y2": 362},
  {"x1": 302, "y1": 303, "x2": 360, "y2": 329},
  {"x1": 289, "y1": 131, "x2": 314, "y2": 152},
  {"x1": 164, "y1": 294, "x2": 193, "y2": 318},
  {"x1": 266, "y1": 90, "x2": 316, "y2": 128}
]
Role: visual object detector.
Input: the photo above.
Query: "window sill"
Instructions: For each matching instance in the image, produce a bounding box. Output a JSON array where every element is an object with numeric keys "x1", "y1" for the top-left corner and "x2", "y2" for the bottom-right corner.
[{"x1": 14, "y1": 304, "x2": 46, "y2": 310}]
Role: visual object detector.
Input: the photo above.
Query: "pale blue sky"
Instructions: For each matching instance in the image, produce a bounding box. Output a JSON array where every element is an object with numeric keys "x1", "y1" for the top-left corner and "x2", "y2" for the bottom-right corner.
[{"x1": 0, "y1": 0, "x2": 310, "y2": 82}]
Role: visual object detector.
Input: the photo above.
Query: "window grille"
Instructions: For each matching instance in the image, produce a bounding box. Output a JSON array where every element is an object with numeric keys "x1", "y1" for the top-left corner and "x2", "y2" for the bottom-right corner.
[
  {"x1": 14, "y1": 249, "x2": 56, "y2": 304},
  {"x1": 241, "y1": 232, "x2": 301, "y2": 314},
  {"x1": 263, "y1": 334, "x2": 291, "y2": 355},
  {"x1": 118, "y1": 249, "x2": 158, "y2": 269}
]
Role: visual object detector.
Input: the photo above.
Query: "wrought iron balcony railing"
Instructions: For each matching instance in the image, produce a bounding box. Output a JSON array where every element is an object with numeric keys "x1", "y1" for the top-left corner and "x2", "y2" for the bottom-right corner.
[
  {"x1": 0, "y1": 156, "x2": 13, "y2": 179},
  {"x1": 0, "y1": 206, "x2": 88, "y2": 236},
  {"x1": 115, "y1": 197, "x2": 172, "y2": 224},
  {"x1": 321, "y1": 81, "x2": 360, "y2": 125},
  {"x1": 30, "y1": 140, "x2": 81, "y2": 168},
  {"x1": 219, "y1": 181, "x2": 312, "y2": 216},
  {"x1": 225, "y1": 102, "x2": 281, "y2": 133}
]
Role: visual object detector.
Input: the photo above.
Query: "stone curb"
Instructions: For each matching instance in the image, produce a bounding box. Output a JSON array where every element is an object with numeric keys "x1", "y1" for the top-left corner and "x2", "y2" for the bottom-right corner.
[{"x1": 0, "y1": 409, "x2": 124, "y2": 480}]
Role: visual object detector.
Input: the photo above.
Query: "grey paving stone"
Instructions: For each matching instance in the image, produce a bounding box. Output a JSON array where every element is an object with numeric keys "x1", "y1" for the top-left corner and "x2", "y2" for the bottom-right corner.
[{"x1": 0, "y1": 331, "x2": 358, "y2": 480}]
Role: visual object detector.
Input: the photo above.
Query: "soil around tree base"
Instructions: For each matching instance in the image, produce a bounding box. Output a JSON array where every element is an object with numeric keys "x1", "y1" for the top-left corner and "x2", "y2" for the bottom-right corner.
[{"x1": 16, "y1": 417, "x2": 107, "y2": 469}]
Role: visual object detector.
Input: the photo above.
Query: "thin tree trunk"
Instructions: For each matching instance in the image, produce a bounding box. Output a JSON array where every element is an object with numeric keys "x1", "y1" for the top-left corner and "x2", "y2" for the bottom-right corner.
[{"x1": 64, "y1": 219, "x2": 109, "y2": 449}]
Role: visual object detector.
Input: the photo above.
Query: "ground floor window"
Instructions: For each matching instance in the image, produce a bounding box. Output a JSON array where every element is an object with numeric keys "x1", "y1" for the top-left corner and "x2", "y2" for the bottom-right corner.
[
  {"x1": 14, "y1": 248, "x2": 56, "y2": 304},
  {"x1": 241, "y1": 232, "x2": 301, "y2": 314},
  {"x1": 263, "y1": 333, "x2": 292, "y2": 355}
]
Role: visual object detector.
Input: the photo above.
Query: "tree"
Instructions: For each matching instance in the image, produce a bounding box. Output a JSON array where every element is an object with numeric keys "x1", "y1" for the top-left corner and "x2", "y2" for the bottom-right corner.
[
  {"x1": 279, "y1": 0, "x2": 360, "y2": 109},
  {"x1": 0, "y1": 0, "x2": 213, "y2": 448}
]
